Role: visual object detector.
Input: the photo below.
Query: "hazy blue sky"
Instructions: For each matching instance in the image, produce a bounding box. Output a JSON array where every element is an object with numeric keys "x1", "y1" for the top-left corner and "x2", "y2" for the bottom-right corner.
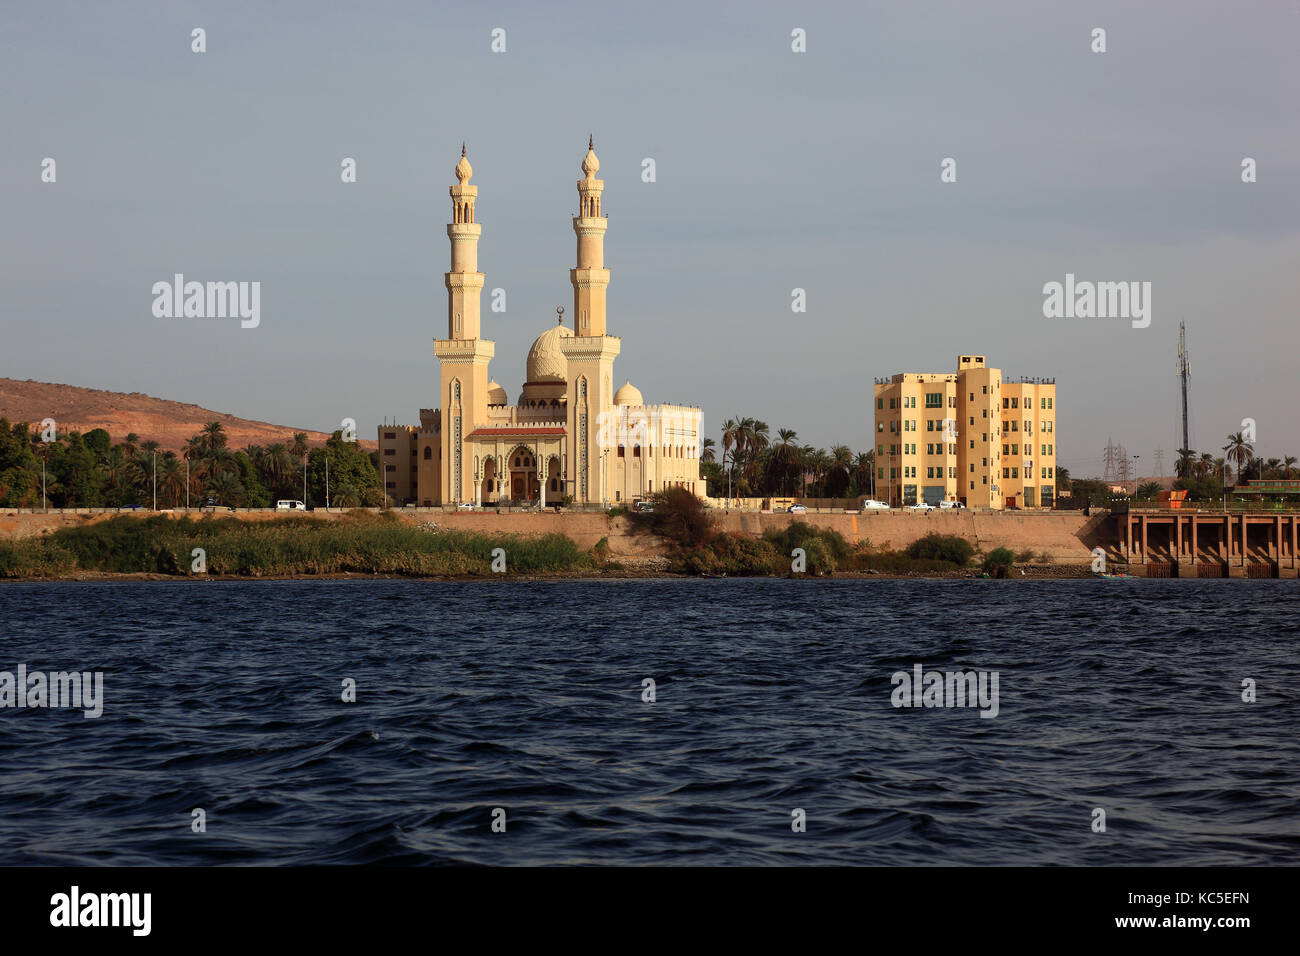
[{"x1": 2, "y1": 0, "x2": 1296, "y2": 476}]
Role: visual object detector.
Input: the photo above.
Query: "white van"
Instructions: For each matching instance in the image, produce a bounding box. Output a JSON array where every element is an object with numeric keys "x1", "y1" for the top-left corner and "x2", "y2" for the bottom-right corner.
[
  {"x1": 276, "y1": 500, "x2": 306, "y2": 511},
  {"x1": 938, "y1": 499, "x2": 967, "y2": 510},
  {"x1": 860, "y1": 499, "x2": 890, "y2": 510}
]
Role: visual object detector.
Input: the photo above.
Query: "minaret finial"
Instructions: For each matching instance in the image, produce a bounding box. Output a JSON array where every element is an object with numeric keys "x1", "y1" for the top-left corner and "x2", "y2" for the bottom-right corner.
[
  {"x1": 557, "y1": 306, "x2": 565, "y2": 325},
  {"x1": 462, "y1": 142, "x2": 466, "y2": 157},
  {"x1": 588, "y1": 134, "x2": 593, "y2": 150}
]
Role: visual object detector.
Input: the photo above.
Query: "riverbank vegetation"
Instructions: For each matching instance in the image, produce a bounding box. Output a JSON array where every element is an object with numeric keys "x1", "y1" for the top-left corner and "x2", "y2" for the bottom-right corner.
[
  {"x1": 0, "y1": 511, "x2": 590, "y2": 578},
  {"x1": 635, "y1": 490, "x2": 1019, "y2": 576}
]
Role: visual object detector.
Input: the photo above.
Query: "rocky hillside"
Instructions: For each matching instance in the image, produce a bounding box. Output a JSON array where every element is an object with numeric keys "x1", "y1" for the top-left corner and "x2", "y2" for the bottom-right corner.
[{"x1": 0, "y1": 378, "x2": 376, "y2": 452}]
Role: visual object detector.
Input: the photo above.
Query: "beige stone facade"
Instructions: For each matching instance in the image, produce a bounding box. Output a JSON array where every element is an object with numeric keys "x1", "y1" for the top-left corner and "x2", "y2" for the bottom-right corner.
[
  {"x1": 378, "y1": 142, "x2": 702, "y2": 507},
  {"x1": 873, "y1": 355, "x2": 1057, "y2": 509}
]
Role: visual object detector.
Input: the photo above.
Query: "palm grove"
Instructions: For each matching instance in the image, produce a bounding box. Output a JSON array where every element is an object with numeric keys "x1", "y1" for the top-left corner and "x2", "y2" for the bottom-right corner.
[{"x1": 0, "y1": 419, "x2": 380, "y2": 509}]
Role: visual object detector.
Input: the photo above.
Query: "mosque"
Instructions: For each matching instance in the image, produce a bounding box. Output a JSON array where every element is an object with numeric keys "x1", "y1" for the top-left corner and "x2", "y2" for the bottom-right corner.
[{"x1": 377, "y1": 140, "x2": 703, "y2": 507}]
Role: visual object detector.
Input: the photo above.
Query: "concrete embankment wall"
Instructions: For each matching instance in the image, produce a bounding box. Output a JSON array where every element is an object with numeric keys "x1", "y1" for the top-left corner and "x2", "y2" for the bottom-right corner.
[{"x1": 0, "y1": 509, "x2": 1100, "y2": 563}]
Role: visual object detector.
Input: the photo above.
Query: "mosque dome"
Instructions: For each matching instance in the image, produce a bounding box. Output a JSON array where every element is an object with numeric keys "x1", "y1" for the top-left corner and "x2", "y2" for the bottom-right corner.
[
  {"x1": 526, "y1": 323, "x2": 573, "y2": 383},
  {"x1": 455, "y1": 145, "x2": 472, "y2": 184},
  {"x1": 581, "y1": 136, "x2": 599, "y2": 178},
  {"x1": 613, "y1": 380, "x2": 643, "y2": 406},
  {"x1": 486, "y1": 380, "x2": 508, "y2": 405}
]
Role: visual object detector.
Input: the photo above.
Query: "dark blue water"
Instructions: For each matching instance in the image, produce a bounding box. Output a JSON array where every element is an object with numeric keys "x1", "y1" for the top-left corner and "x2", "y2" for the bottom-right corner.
[{"x1": 0, "y1": 579, "x2": 1297, "y2": 865}]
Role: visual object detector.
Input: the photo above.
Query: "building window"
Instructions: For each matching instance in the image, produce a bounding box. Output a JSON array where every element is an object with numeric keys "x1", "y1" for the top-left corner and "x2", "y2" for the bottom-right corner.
[
  {"x1": 385, "y1": 464, "x2": 395, "y2": 472},
  {"x1": 877, "y1": 398, "x2": 883, "y2": 409},
  {"x1": 384, "y1": 432, "x2": 395, "y2": 439},
  {"x1": 424, "y1": 447, "x2": 432, "y2": 460},
  {"x1": 925, "y1": 393, "x2": 942, "y2": 408},
  {"x1": 633, "y1": 446, "x2": 640, "y2": 457},
  {"x1": 384, "y1": 448, "x2": 395, "y2": 456}
]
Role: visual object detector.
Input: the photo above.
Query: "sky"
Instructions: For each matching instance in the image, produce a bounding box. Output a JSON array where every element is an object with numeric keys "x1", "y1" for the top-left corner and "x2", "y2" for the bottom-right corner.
[{"x1": 1, "y1": 0, "x2": 1296, "y2": 478}]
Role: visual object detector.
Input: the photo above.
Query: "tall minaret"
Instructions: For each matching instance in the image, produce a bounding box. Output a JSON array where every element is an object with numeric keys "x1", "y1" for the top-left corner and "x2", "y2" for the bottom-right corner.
[
  {"x1": 434, "y1": 145, "x2": 494, "y2": 504},
  {"x1": 560, "y1": 137, "x2": 620, "y2": 503},
  {"x1": 570, "y1": 135, "x2": 610, "y2": 336},
  {"x1": 446, "y1": 144, "x2": 483, "y2": 339}
]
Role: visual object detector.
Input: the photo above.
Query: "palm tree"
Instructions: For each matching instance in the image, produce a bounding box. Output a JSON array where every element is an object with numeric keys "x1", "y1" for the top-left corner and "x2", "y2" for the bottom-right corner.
[
  {"x1": 289, "y1": 432, "x2": 310, "y2": 460},
  {"x1": 206, "y1": 471, "x2": 245, "y2": 507},
  {"x1": 700, "y1": 437, "x2": 716, "y2": 463},
  {"x1": 721, "y1": 418, "x2": 740, "y2": 498},
  {"x1": 809, "y1": 448, "x2": 831, "y2": 497},
  {"x1": 122, "y1": 433, "x2": 140, "y2": 459},
  {"x1": 262, "y1": 443, "x2": 292, "y2": 495},
  {"x1": 201, "y1": 421, "x2": 228, "y2": 453},
  {"x1": 1284, "y1": 456, "x2": 1298, "y2": 479},
  {"x1": 1225, "y1": 432, "x2": 1253, "y2": 486},
  {"x1": 160, "y1": 455, "x2": 185, "y2": 507},
  {"x1": 1175, "y1": 448, "x2": 1196, "y2": 479},
  {"x1": 1055, "y1": 466, "x2": 1071, "y2": 493},
  {"x1": 853, "y1": 451, "x2": 874, "y2": 496}
]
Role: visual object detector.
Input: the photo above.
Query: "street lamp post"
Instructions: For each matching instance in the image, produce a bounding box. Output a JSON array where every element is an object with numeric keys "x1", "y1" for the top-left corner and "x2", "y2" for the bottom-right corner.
[{"x1": 152, "y1": 451, "x2": 157, "y2": 511}]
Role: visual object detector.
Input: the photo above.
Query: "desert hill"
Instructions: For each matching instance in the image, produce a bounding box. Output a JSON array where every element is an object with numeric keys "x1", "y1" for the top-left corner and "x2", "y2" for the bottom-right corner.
[{"x1": 0, "y1": 378, "x2": 377, "y2": 452}]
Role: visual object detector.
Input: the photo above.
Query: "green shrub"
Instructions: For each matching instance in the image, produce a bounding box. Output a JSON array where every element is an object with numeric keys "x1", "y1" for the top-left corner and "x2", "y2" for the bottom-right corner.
[
  {"x1": 633, "y1": 487, "x2": 716, "y2": 547},
  {"x1": 983, "y1": 547, "x2": 1015, "y2": 577},
  {"x1": 907, "y1": 533, "x2": 974, "y2": 566},
  {"x1": 763, "y1": 520, "x2": 851, "y2": 563}
]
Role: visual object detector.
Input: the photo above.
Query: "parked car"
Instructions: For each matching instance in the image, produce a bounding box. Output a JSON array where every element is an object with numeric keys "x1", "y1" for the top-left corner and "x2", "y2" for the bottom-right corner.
[
  {"x1": 275, "y1": 500, "x2": 306, "y2": 511},
  {"x1": 117, "y1": 504, "x2": 143, "y2": 511},
  {"x1": 906, "y1": 502, "x2": 935, "y2": 512},
  {"x1": 860, "y1": 499, "x2": 890, "y2": 510},
  {"x1": 635, "y1": 500, "x2": 655, "y2": 513},
  {"x1": 938, "y1": 500, "x2": 967, "y2": 510},
  {"x1": 787, "y1": 504, "x2": 808, "y2": 513},
  {"x1": 457, "y1": 502, "x2": 480, "y2": 511}
]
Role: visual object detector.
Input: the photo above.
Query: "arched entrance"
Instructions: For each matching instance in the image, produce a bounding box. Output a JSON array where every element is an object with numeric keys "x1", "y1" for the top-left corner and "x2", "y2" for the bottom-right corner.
[
  {"x1": 481, "y1": 456, "x2": 498, "y2": 504},
  {"x1": 546, "y1": 456, "x2": 562, "y2": 500},
  {"x1": 508, "y1": 446, "x2": 539, "y2": 501}
]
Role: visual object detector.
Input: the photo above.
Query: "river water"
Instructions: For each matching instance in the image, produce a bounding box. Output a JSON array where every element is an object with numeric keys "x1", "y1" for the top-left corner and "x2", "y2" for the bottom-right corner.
[{"x1": 0, "y1": 579, "x2": 1296, "y2": 865}]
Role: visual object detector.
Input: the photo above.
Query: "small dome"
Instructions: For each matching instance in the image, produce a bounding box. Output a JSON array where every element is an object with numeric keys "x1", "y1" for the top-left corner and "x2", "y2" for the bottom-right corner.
[
  {"x1": 581, "y1": 136, "x2": 599, "y2": 178},
  {"x1": 614, "y1": 380, "x2": 643, "y2": 406},
  {"x1": 526, "y1": 324, "x2": 573, "y2": 383},
  {"x1": 486, "y1": 380, "x2": 507, "y2": 405},
  {"x1": 455, "y1": 145, "x2": 472, "y2": 184}
]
